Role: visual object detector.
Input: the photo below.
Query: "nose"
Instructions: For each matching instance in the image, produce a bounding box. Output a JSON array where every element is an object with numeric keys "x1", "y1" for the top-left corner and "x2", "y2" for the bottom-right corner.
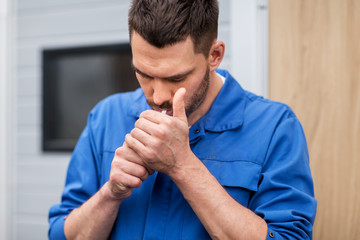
[{"x1": 152, "y1": 79, "x2": 172, "y2": 106}]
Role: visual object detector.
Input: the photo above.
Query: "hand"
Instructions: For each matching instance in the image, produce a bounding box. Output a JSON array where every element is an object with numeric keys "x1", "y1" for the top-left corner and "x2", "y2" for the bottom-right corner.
[
  {"x1": 125, "y1": 88, "x2": 193, "y2": 176},
  {"x1": 107, "y1": 142, "x2": 154, "y2": 200}
]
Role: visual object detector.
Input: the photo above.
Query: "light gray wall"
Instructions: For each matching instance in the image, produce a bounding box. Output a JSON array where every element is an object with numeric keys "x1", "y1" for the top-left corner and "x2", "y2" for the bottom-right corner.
[
  {"x1": 12, "y1": 0, "x2": 266, "y2": 239},
  {"x1": 230, "y1": 0, "x2": 268, "y2": 96},
  {"x1": 0, "y1": 0, "x2": 10, "y2": 238}
]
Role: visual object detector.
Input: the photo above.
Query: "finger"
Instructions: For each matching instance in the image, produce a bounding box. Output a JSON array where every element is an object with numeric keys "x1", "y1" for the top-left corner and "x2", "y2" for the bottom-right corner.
[
  {"x1": 115, "y1": 182, "x2": 129, "y2": 191},
  {"x1": 125, "y1": 133, "x2": 160, "y2": 169},
  {"x1": 126, "y1": 131, "x2": 157, "y2": 161},
  {"x1": 135, "y1": 117, "x2": 160, "y2": 136},
  {"x1": 172, "y1": 88, "x2": 187, "y2": 123},
  {"x1": 115, "y1": 145, "x2": 154, "y2": 175},
  {"x1": 135, "y1": 117, "x2": 174, "y2": 141},
  {"x1": 121, "y1": 160, "x2": 150, "y2": 180},
  {"x1": 111, "y1": 160, "x2": 148, "y2": 187},
  {"x1": 129, "y1": 128, "x2": 152, "y2": 147},
  {"x1": 113, "y1": 173, "x2": 143, "y2": 189},
  {"x1": 125, "y1": 133, "x2": 148, "y2": 160},
  {"x1": 140, "y1": 110, "x2": 167, "y2": 124},
  {"x1": 115, "y1": 145, "x2": 143, "y2": 166}
]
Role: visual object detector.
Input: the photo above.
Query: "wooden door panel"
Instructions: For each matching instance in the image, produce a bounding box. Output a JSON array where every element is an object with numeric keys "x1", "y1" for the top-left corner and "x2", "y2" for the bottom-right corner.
[{"x1": 269, "y1": 0, "x2": 360, "y2": 239}]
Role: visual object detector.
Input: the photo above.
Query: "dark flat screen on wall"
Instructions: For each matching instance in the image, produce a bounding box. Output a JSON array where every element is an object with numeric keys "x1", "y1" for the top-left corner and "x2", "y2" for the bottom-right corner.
[{"x1": 42, "y1": 43, "x2": 139, "y2": 152}]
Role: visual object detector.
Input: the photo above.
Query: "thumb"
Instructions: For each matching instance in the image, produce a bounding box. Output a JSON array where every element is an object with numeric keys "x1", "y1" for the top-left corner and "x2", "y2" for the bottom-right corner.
[{"x1": 173, "y1": 88, "x2": 187, "y2": 123}]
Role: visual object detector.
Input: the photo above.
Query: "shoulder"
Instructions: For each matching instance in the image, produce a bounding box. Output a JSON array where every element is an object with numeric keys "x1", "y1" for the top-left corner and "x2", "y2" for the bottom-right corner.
[
  {"x1": 239, "y1": 91, "x2": 306, "y2": 160},
  {"x1": 217, "y1": 69, "x2": 297, "y2": 124},
  {"x1": 85, "y1": 88, "x2": 144, "y2": 137},
  {"x1": 88, "y1": 88, "x2": 144, "y2": 122},
  {"x1": 243, "y1": 90, "x2": 298, "y2": 126},
  {"x1": 92, "y1": 88, "x2": 143, "y2": 113},
  {"x1": 82, "y1": 88, "x2": 145, "y2": 152}
]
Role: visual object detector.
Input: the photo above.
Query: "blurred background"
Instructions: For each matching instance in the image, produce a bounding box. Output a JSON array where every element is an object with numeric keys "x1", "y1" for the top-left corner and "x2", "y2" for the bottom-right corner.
[{"x1": 0, "y1": 0, "x2": 359, "y2": 239}]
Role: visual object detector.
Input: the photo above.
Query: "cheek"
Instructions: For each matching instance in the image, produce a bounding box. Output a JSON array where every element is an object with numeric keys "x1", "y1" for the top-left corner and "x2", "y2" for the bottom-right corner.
[
  {"x1": 182, "y1": 83, "x2": 199, "y2": 105},
  {"x1": 185, "y1": 76, "x2": 203, "y2": 94}
]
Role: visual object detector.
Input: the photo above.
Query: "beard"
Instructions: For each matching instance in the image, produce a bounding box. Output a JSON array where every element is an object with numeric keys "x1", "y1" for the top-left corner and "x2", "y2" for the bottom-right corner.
[
  {"x1": 184, "y1": 66, "x2": 210, "y2": 117},
  {"x1": 147, "y1": 66, "x2": 210, "y2": 117}
]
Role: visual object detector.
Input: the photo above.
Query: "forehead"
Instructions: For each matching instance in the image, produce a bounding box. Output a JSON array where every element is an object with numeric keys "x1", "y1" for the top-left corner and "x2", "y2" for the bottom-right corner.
[{"x1": 131, "y1": 32, "x2": 205, "y2": 76}]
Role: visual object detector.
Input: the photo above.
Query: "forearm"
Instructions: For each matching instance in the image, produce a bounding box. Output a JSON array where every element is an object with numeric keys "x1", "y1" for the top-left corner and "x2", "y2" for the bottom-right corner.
[
  {"x1": 170, "y1": 157, "x2": 267, "y2": 240},
  {"x1": 64, "y1": 182, "x2": 122, "y2": 240}
]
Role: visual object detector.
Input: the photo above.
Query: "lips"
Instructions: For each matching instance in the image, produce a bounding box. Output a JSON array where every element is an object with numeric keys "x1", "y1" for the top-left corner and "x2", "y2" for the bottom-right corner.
[{"x1": 155, "y1": 108, "x2": 173, "y2": 116}]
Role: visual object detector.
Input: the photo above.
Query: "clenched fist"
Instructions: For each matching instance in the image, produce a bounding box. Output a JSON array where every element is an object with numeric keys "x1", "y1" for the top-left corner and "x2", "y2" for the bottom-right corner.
[{"x1": 108, "y1": 142, "x2": 153, "y2": 200}]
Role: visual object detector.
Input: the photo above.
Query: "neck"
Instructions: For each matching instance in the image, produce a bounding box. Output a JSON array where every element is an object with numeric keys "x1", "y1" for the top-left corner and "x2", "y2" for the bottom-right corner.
[{"x1": 187, "y1": 71, "x2": 223, "y2": 126}]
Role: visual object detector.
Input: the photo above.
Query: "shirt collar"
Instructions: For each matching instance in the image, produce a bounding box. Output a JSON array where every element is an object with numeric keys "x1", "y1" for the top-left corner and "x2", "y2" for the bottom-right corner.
[
  {"x1": 200, "y1": 69, "x2": 245, "y2": 132},
  {"x1": 127, "y1": 69, "x2": 246, "y2": 132}
]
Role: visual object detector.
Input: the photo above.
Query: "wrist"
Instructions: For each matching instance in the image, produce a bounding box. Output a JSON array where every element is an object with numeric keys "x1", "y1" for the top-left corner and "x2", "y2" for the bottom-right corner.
[
  {"x1": 168, "y1": 152, "x2": 204, "y2": 185},
  {"x1": 100, "y1": 181, "x2": 130, "y2": 202}
]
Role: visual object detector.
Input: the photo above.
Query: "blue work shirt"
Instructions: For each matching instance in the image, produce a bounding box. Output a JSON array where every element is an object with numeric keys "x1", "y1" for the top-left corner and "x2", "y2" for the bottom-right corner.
[{"x1": 49, "y1": 69, "x2": 317, "y2": 240}]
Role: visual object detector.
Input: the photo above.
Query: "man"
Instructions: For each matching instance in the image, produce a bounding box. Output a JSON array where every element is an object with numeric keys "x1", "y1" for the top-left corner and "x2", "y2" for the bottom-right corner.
[{"x1": 49, "y1": 0, "x2": 317, "y2": 239}]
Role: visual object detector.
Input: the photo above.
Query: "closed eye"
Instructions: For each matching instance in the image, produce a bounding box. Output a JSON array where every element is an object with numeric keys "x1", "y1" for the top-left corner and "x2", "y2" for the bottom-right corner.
[
  {"x1": 132, "y1": 62, "x2": 195, "y2": 82},
  {"x1": 162, "y1": 69, "x2": 195, "y2": 82},
  {"x1": 166, "y1": 76, "x2": 186, "y2": 82},
  {"x1": 136, "y1": 71, "x2": 153, "y2": 80}
]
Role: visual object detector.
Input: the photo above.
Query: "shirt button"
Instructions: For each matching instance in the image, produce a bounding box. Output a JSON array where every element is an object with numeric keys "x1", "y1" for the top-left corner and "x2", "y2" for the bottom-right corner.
[
  {"x1": 269, "y1": 232, "x2": 274, "y2": 238},
  {"x1": 194, "y1": 129, "x2": 200, "y2": 134}
]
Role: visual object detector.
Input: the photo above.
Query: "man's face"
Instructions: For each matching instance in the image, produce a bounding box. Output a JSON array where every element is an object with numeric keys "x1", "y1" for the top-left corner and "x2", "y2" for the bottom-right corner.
[{"x1": 131, "y1": 32, "x2": 210, "y2": 118}]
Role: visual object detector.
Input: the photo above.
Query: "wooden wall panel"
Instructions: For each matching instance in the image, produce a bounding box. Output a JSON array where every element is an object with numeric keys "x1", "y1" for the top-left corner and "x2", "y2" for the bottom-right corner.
[{"x1": 269, "y1": 0, "x2": 360, "y2": 239}]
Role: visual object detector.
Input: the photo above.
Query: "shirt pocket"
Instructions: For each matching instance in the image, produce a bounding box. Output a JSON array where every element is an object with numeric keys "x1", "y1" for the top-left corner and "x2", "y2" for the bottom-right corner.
[{"x1": 202, "y1": 159, "x2": 262, "y2": 207}]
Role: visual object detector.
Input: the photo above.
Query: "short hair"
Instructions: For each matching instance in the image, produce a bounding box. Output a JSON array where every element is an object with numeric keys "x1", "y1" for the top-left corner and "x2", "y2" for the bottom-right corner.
[{"x1": 128, "y1": 0, "x2": 219, "y2": 57}]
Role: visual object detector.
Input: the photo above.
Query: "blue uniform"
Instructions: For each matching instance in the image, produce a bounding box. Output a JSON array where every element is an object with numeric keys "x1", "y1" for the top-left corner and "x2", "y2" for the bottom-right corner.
[{"x1": 49, "y1": 69, "x2": 317, "y2": 239}]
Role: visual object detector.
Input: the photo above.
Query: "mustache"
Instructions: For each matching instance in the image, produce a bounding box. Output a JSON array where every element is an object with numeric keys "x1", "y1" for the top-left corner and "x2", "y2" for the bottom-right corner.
[{"x1": 147, "y1": 100, "x2": 173, "y2": 110}]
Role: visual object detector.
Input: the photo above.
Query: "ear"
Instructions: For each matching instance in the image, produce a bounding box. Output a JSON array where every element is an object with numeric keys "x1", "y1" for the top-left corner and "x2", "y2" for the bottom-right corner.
[{"x1": 208, "y1": 40, "x2": 225, "y2": 72}]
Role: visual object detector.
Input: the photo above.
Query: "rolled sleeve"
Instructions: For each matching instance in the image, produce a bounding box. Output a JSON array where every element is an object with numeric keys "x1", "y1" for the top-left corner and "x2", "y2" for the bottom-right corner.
[
  {"x1": 249, "y1": 116, "x2": 317, "y2": 239},
  {"x1": 266, "y1": 227, "x2": 285, "y2": 240},
  {"x1": 48, "y1": 211, "x2": 67, "y2": 240}
]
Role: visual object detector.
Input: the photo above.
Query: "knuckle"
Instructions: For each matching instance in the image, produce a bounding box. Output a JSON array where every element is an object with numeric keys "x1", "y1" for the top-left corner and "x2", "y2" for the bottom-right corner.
[
  {"x1": 130, "y1": 128, "x2": 136, "y2": 135},
  {"x1": 109, "y1": 171, "x2": 120, "y2": 183},
  {"x1": 114, "y1": 183, "x2": 128, "y2": 192},
  {"x1": 133, "y1": 178, "x2": 143, "y2": 188},
  {"x1": 125, "y1": 133, "x2": 132, "y2": 144},
  {"x1": 144, "y1": 148, "x2": 156, "y2": 160},
  {"x1": 114, "y1": 147, "x2": 124, "y2": 157},
  {"x1": 135, "y1": 118, "x2": 144, "y2": 128},
  {"x1": 131, "y1": 128, "x2": 140, "y2": 137},
  {"x1": 162, "y1": 117, "x2": 172, "y2": 126},
  {"x1": 138, "y1": 167, "x2": 147, "y2": 178},
  {"x1": 125, "y1": 133, "x2": 130, "y2": 141},
  {"x1": 155, "y1": 127, "x2": 166, "y2": 138},
  {"x1": 111, "y1": 158, "x2": 120, "y2": 169},
  {"x1": 110, "y1": 174, "x2": 130, "y2": 188},
  {"x1": 110, "y1": 160, "x2": 127, "y2": 177},
  {"x1": 152, "y1": 139, "x2": 162, "y2": 149},
  {"x1": 140, "y1": 110, "x2": 150, "y2": 118}
]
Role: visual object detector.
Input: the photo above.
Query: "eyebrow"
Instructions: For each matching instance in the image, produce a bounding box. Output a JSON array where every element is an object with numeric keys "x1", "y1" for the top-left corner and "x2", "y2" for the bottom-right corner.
[
  {"x1": 131, "y1": 63, "x2": 154, "y2": 79},
  {"x1": 131, "y1": 62, "x2": 195, "y2": 81}
]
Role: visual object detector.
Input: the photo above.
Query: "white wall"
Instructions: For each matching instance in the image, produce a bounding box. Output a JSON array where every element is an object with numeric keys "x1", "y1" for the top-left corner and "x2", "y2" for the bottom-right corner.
[
  {"x1": 230, "y1": 0, "x2": 268, "y2": 96},
  {"x1": 11, "y1": 0, "x2": 267, "y2": 239},
  {"x1": 15, "y1": 2, "x2": 131, "y2": 239},
  {"x1": 0, "y1": 0, "x2": 13, "y2": 239},
  {"x1": 0, "y1": 0, "x2": 8, "y2": 237}
]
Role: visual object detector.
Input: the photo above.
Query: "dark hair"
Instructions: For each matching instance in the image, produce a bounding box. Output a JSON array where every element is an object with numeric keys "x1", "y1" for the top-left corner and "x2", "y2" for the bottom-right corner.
[{"x1": 128, "y1": 0, "x2": 219, "y2": 57}]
